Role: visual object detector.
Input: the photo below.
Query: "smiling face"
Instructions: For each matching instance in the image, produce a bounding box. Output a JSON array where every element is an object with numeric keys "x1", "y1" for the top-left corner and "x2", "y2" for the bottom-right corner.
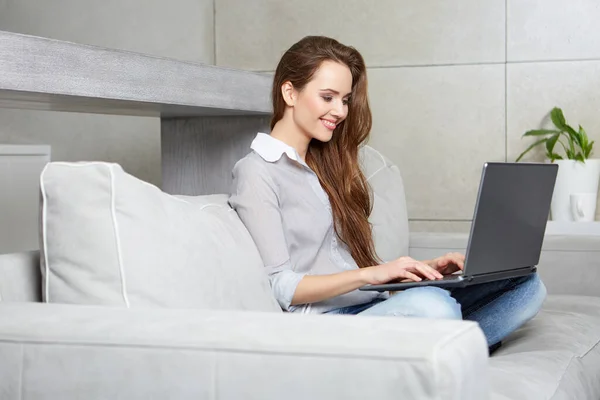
[{"x1": 289, "y1": 60, "x2": 353, "y2": 143}]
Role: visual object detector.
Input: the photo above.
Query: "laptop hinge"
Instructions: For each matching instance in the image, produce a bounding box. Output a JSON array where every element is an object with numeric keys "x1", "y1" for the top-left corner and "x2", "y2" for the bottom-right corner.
[{"x1": 467, "y1": 266, "x2": 536, "y2": 285}]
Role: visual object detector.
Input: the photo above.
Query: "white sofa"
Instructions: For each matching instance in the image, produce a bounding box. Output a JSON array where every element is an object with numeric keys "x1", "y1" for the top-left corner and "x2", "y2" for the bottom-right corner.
[{"x1": 0, "y1": 146, "x2": 599, "y2": 399}]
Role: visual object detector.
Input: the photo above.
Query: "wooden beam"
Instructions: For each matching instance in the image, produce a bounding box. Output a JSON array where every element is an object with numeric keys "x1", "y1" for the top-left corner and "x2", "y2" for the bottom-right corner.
[{"x1": 0, "y1": 31, "x2": 272, "y2": 118}]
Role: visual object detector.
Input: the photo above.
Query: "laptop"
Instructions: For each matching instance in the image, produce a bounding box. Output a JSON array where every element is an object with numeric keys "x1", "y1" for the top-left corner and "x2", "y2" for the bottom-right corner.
[{"x1": 360, "y1": 162, "x2": 558, "y2": 292}]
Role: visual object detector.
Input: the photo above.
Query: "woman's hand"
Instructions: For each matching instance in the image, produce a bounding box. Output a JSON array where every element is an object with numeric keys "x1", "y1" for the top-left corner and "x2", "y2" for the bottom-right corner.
[
  {"x1": 364, "y1": 256, "x2": 444, "y2": 285},
  {"x1": 427, "y1": 252, "x2": 465, "y2": 275}
]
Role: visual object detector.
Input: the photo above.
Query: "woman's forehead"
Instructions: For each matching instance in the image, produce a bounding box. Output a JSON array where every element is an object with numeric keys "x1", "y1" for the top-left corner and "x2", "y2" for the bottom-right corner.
[{"x1": 309, "y1": 61, "x2": 352, "y2": 93}]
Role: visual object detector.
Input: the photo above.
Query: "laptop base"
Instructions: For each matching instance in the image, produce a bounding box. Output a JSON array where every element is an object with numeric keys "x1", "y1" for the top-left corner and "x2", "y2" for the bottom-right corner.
[{"x1": 359, "y1": 266, "x2": 536, "y2": 292}]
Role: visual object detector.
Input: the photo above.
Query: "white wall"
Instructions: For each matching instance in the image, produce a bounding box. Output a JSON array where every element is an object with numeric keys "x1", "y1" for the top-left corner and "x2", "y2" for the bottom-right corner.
[
  {"x1": 215, "y1": 0, "x2": 600, "y2": 231},
  {"x1": 0, "y1": 0, "x2": 215, "y2": 186}
]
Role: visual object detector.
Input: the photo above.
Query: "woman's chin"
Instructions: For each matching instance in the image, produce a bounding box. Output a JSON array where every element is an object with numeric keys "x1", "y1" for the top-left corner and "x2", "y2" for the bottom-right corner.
[{"x1": 311, "y1": 130, "x2": 334, "y2": 143}]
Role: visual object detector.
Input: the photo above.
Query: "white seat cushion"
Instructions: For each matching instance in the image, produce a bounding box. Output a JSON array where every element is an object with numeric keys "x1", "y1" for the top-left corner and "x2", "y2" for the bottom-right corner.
[{"x1": 489, "y1": 295, "x2": 600, "y2": 399}]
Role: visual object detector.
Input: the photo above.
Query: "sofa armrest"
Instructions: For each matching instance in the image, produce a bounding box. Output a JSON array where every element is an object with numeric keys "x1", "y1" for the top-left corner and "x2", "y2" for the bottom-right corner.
[
  {"x1": 409, "y1": 232, "x2": 600, "y2": 297},
  {"x1": 0, "y1": 303, "x2": 488, "y2": 400}
]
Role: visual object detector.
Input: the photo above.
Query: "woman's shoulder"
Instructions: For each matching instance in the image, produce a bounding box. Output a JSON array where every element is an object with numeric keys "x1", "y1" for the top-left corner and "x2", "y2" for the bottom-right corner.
[
  {"x1": 232, "y1": 152, "x2": 278, "y2": 187},
  {"x1": 230, "y1": 152, "x2": 282, "y2": 200},
  {"x1": 233, "y1": 151, "x2": 269, "y2": 175}
]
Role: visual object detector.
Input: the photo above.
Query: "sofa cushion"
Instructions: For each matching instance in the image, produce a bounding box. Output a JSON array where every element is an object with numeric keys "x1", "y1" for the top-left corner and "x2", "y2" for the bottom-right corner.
[
  {"x1": 40, "y1": 162, "x2": 280, "y2": 312},
  {"x1": 360, "y1": 145, "x2": 410, "y2": 262},
  {"x1": 489, "y1": 295, "x2": 600, "y2": 399}
]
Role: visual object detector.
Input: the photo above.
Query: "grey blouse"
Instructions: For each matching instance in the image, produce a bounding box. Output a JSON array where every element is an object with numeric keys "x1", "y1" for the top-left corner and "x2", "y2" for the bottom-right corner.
[{"x1": 229, "y1": 133, "x2": 386, "y2": 314}]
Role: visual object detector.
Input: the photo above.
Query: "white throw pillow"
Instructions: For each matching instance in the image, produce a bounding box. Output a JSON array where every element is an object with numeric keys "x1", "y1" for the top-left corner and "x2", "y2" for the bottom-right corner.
[{"x1": 39, "y1": 162, "x2": 280, "y2": 312}]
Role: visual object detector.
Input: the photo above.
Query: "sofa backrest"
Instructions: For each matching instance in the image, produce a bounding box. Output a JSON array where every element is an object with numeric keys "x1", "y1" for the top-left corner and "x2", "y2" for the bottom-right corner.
[
  {"x1": 0, "y1": 250, "x2": 41, "y2": 302},
  {"x1": 361, "y1": 145, "x2": 410, "y2": 262},
  {"x1": 0, "y1": 145, "x2": 409, "y2": 308}
]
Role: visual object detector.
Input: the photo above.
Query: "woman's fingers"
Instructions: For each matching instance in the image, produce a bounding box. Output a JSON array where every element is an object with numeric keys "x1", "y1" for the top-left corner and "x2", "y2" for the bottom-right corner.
[
  {"x1": 451, "y1": 257, "x2": 464, "y2": 271},
  {"x1": 450, "y1": 253, "x2": 465, "y2": 269},
  {"x1": 391, "y1": 256, "x2": 447, "y2": 282},
  {"x1": 402, "y1": 271, "x2": 422, "y2": 282},
  {"x1": 436, "y1": 253, "x2": 465, "y2": 273},
  {"x1": 414, "y1": 263, "x2": 443, "y2": 280}
]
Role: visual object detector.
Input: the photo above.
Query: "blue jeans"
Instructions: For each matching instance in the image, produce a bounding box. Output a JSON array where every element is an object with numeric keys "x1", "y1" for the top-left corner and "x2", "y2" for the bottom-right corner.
[{"x1": 325, "y1": 273, "x2": 546, "y2": 346}]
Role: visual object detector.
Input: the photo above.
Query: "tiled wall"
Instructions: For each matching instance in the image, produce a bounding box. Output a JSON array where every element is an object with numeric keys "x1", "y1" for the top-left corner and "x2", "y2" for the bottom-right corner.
[{"x1": 216, "y1": 0, "x2": 600, "y2": 231}]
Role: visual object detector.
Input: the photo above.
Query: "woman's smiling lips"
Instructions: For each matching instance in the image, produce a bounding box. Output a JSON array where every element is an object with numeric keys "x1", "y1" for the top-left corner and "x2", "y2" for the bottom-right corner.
[{"x1": 320, "y1": 118, "x2": 337, "y2": 130}]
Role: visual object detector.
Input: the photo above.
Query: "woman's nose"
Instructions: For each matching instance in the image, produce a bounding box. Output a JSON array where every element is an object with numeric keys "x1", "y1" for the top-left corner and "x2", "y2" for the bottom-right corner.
[{"x1": 331, "y1": 100, "x2": 346, "y2": 118}]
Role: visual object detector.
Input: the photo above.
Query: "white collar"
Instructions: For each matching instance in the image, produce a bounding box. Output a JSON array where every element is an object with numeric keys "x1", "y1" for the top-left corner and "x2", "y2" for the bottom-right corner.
[{"x1": 250, "y1": 132, "x2": 302, "y2": 163}]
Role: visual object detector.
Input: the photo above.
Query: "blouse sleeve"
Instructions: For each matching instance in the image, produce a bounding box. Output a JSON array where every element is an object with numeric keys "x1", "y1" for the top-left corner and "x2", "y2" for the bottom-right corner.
[{"x1": 228, "y1": 159, "x2": 305, "y2": 310}]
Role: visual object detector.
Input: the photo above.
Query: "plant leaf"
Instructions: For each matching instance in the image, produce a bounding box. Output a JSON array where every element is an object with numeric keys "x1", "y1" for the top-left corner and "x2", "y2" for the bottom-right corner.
[
  {"x1": 586, "y1": 140, "x2": 595, "y2": 158},
  {"x1": 523, "y1": 129, "x2": 559, "y2": 137},
  {"x1": 557, "y1": 139, "x2": 569, "y2": 154},
  {"x1": 565, "y1": 148, "x2": 575, "y2": 159},
  {"x1": 565, "y1": 124, "x2": 579, "y2": 141},
  {"x1": 551, "y1": 107, "x2": 581, "y2": 149},
  {"x1": 545, "y1": 132, "x2": 560, "y2": 154},
  {"x1": 575, "y1": 153, "x2": 585, "y2": 162},
  {"x1": 563, "y1": 125, "x2": 580, "y2": 149},
  {"x1": 548, "y1": 152, "x2": 563, "y2": 161},
  {"x1": 569, "y1": 127, "x2": 583, "y2": 151},
  {"x1": 550, "y1": 107, "x2": 567, "y2": 130},
  {"x1": 579, "y1": 125, "x2": 589, "y2": 149},
  {"x1": 516, "y1": 138, "x2": 547, "y2": 162}
]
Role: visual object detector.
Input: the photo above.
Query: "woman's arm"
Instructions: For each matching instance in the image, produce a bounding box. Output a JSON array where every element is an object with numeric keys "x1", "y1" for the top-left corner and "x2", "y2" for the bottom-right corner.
[
  {"x1": 230, "y1": 158, "x2": 442, "y2": 309},
  {"x1": 229, "y1": 159, "x2": 306, "y2": 310},
  {"x1": 291, "y1": 257, "x2": 443, "y2": 305},
  {"x1": 291, "y1": 269, "x2": 370, "y2": 305}
]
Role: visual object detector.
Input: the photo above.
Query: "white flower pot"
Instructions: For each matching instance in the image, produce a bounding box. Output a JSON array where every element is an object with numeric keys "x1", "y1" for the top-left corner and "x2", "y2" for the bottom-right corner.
[{"x1": 550, "y1": 159, "x2": 600, "y2": 222}]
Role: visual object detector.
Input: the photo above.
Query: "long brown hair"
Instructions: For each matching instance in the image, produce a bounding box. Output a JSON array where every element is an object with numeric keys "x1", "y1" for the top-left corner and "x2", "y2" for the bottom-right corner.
[{"x1": 270, "y1": 36, "x2": 381, "y2": 268}]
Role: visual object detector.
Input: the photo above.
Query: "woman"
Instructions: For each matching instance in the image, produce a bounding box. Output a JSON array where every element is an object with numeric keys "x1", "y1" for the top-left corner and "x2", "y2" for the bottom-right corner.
[{"x1": 229, "y1": 35, "x2": 546, "y2": 352}]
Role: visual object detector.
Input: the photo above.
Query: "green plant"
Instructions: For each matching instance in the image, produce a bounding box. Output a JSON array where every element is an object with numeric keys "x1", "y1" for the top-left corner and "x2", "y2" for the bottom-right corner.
[{"x1": 516, "y1": 107, "x2": 594, "y2": 163}]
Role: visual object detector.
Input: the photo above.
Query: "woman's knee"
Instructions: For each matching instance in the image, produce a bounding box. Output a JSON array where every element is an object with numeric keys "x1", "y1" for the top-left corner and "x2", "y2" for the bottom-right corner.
[
  {"x1": 389, "y1": 286, "x2": 462, "y2": 320},
  {"x1": 515, "y1": 273, "x2": 547, "y2": 321}
]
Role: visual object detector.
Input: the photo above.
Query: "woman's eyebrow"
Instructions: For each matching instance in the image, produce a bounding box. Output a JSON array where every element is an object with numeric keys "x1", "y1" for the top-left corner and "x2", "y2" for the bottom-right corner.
[{"x1": 320, "y1": 88, "x2": 352, "y2": 97}]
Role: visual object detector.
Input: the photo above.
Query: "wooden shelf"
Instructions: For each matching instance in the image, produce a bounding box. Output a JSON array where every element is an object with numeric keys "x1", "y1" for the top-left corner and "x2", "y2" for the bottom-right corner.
[{"x1": 0, "y1": 30, "x2": 272, "y2": 118}]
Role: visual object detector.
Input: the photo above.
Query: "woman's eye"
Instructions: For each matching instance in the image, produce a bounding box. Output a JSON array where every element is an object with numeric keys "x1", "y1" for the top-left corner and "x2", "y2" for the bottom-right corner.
[{"x1": 322, "y1": 96, "x2": 350, "y2": 105}]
